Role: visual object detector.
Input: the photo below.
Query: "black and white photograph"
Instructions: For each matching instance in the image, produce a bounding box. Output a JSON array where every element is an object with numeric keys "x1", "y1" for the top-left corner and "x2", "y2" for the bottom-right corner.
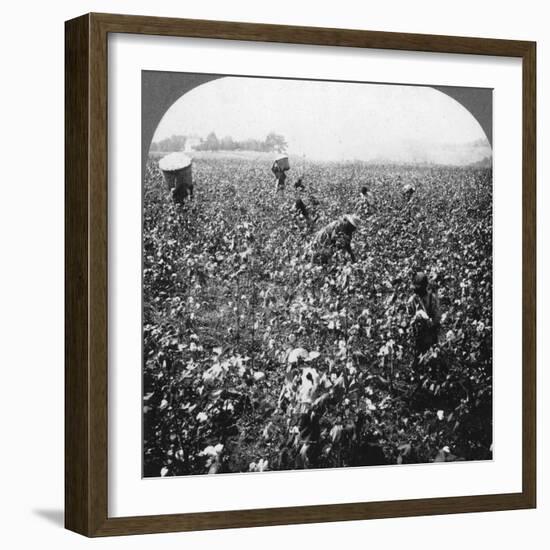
[{"x1": 142, "y1": 72, "x2": 493, "y2": 478}]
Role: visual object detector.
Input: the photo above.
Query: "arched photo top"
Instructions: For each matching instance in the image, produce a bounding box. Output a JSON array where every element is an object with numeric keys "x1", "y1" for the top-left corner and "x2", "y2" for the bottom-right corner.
[{"x1": 143, "y1": 72, "x2": 492, "y2": 171}]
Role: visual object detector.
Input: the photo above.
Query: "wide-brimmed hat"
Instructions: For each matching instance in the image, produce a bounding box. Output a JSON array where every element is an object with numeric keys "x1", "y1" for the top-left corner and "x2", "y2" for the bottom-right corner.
[{"x1": 344, "y1": 214, "x2": 361, "y2": 227}]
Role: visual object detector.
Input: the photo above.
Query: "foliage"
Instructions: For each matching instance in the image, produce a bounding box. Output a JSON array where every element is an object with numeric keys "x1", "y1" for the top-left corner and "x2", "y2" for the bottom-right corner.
[
  {"x1": 143, "y1": 157, "x2": 493, "y2": 477},
  {"x1": 150, "y1": 134, "x2": 188, "y2": 153},
  {"x1": 194, "y1": 131, "x2": 288, "y2": 153}
]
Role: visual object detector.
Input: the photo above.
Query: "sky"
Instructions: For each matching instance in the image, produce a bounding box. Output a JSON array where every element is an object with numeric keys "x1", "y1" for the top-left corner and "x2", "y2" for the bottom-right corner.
[{"x1": 152, "y1": 76, "x2": 491, "y2": 164}]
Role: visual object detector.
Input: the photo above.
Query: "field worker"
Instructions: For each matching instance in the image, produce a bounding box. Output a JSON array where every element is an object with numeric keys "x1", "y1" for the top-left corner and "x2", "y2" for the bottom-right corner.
[
  {"x1": 358, "y1": 185, "x2": 375, "y2": 216},
  {"x1": 407, "y1": 272, "x2": 441, "y2": 354},
  {"x1": 294, "y1": 198, "x2": 311, "y2": 222},
  {"x1": 402, "y1": 183, "x2": 416, "y2": 202},
  {"x1": 294, "y1": 177, "x2": 305, "y2": 190},
  {"x1": 309, "y1": 214, "x2": 360, "y2": 263},
  {"x1": 272, "y1": 158, "x2": 289, "y2": 192}
]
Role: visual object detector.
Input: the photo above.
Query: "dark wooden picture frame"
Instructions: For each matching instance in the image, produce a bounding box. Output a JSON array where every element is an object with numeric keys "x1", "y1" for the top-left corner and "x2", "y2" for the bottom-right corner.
[{"x1": 65, "y1": 12, "x2": 536, "y2": 537}]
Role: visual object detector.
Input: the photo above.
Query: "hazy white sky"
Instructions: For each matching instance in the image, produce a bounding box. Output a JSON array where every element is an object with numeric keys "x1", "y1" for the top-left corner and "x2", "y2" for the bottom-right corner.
[{"x1": 152, "y1": 76, "x2": 490, "y2": 163}]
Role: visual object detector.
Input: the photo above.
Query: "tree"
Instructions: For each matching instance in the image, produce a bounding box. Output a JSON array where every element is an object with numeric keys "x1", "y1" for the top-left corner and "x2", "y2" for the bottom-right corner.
[
  {"x1": 204, "y1": 132, "x2": 220, "y2": 151},
  {"x1": 220, "y1": 135, "x2": 237, "y2": 151},
  {"x1": 264, "y1": 132, "x2": 288, "y2": 153},
  {"x1": 150, "y1": 134, "x2": 187, "y2": 152}
]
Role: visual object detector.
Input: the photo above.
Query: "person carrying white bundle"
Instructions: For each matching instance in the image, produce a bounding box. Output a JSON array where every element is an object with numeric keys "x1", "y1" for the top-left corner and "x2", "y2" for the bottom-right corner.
[{"x1": 271, "y1": 155, "x2": 290, "y2": 192}]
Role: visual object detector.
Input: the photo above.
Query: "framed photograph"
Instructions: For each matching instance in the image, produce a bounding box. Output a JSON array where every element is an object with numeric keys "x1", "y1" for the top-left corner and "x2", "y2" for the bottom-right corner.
[{"x1": 65, "y1": 13, "x2": 536, "y2": 537}]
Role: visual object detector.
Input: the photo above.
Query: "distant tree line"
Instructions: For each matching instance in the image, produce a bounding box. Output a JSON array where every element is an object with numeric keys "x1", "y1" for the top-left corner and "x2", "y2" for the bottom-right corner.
[
  {"x1": 195, "y1": 131, "x2": 287, "y2": 153},
  {"x1": 150, "y1": 135, "x2": 188, "y2": 152},
  {"x1": 150, "y1": 132, "x2": 288, "y2": 153}
]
